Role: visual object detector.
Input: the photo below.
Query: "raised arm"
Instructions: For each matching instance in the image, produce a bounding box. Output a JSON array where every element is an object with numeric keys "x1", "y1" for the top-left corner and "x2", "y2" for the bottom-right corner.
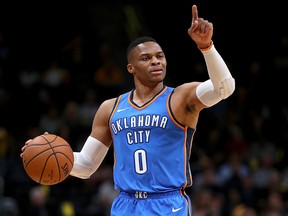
[{"x1": 189, "y1": 5, "x2": 235, "y2": 107}]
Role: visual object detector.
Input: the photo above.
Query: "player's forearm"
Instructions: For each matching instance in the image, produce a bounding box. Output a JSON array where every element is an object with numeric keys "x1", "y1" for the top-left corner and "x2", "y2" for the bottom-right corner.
[
  {"x1": 201, "y1": 44, "x2": 235, "y2": 99},
  {"x1": 70, "y1": 136, "x2": 109, "y2": 179},
  {"x1": 195, "y1": 44, "x2": 235, "y2": 107}
]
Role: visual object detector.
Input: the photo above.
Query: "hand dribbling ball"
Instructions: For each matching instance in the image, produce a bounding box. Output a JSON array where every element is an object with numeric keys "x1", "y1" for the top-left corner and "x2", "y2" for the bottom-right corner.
[{"x1": 22, "y1": 134, "x2": 74, "y2": 185}]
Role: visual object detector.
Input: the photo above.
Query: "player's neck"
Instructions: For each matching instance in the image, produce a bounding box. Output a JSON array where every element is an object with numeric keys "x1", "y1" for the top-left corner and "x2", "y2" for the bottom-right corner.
[{"x1": 132, "y1": 84, "x2": 165, "y2": 106}]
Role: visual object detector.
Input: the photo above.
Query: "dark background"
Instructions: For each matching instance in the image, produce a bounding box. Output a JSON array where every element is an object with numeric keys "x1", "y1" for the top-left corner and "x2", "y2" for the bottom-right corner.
[
  {"x1": 1, "y1": 2, "x2": 286, "y2": 75},
  {"x1": 0, "y1": 1, "x2": 288, "y2": 215}
]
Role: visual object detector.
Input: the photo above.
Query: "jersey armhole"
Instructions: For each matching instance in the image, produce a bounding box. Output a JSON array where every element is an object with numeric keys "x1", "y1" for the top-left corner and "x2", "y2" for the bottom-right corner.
[
  {"x1": 168, "y1": 90, "x2": 186, "y2": 128},
  {"x1": 108, "y1": 96, "x2": 121, "y2": 125}
]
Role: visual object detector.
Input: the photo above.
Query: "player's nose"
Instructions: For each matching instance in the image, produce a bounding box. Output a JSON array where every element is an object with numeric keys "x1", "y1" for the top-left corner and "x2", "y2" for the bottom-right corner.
[{"x1": 151, "y1": 56, "x2": 160, "y2": 64}]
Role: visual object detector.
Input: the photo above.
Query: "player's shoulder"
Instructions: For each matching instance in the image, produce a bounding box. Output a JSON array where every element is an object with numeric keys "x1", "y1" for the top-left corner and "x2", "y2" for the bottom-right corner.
[
  {"x1": 174, "y1": 81, "x2": 200, "y2": 92},
  {"x1": 101, "y1": 97, "x2": 118, "y2": 109},
  {"x1": 93, "y1": 97, "x2": 118, "y2": 122},
  {"x1": 100, "y1": 90, "x2": 132, "y2": 111}
]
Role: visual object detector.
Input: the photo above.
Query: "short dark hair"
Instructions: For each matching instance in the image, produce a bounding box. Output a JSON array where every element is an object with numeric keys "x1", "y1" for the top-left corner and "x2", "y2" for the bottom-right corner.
[{"x1": 127, "y1": 36, "x2": 157, "y2": 58}]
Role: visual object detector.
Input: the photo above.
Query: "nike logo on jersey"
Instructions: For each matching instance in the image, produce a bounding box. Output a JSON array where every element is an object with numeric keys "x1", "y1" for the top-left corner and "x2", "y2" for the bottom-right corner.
[
  {"x1": 172, "y1": 207, "x2": 183, "y2": 212},
  {"x1": 116, "y1": 107, "x2": 131, "y2": 112}
]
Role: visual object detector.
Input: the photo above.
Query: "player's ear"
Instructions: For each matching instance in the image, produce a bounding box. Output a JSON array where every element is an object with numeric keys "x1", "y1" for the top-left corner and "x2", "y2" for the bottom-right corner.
[{"x1": 127, "y1": 64, "x2": 134, "y2": 74}]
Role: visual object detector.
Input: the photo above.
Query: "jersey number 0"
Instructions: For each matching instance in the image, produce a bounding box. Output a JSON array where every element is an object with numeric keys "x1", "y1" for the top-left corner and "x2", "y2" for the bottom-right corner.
[{"x1": 134, "y1": 149, "x2": 147, "y2": 174}]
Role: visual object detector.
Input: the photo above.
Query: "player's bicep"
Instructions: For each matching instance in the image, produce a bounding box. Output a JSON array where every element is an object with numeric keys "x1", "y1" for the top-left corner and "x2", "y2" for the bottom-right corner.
[
  {"x1": 90, "y1": 99, "x2": 115, "y2": 146},
  {"x1": 177, "y1": 82, "x2": 206, "y2": 108},
  {"x1": 171, "y1": 83, "x2": 204, "y2": 124}
]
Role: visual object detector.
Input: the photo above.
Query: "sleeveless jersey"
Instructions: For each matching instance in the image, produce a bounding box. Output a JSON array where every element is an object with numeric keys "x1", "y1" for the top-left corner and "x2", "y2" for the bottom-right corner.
[{"x1": 109, "y1": 86, "x2": 195, "y2": 193}]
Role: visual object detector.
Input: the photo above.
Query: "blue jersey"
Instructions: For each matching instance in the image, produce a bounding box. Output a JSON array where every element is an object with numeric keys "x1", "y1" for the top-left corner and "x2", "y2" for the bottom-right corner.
[{"x1": 109, "y1": 86, "x2": 195, "y2": 193}]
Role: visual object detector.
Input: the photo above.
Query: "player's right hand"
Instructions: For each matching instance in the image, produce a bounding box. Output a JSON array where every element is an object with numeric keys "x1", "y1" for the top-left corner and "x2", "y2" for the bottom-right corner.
[{"x1": 20, "y1": 131, "x2": 50, "y2": 158}]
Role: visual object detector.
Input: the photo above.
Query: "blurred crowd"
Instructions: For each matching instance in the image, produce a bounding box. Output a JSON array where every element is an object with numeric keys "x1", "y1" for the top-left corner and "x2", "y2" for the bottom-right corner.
[{"x1": 0, "y1": 3, "x2": 288, "y2": 216}]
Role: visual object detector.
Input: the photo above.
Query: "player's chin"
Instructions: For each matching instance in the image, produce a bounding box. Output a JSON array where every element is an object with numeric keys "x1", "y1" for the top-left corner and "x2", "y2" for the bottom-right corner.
[
  {"x1": 151, "y1": 73, "x2": 165, "y2": 81},
  {"x1": 149, "y1": 79, "x2": 164, "y2": 86}
]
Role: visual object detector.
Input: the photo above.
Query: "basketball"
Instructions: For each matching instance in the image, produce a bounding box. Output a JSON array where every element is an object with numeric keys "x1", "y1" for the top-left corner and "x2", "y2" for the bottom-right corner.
[{"x1": 22, "y1": 133, "x2": 74, "y2": 185}]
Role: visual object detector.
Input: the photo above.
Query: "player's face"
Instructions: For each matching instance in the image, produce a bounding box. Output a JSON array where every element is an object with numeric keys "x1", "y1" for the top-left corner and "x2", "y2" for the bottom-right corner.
[{"x1": 127, "y1": 41, "x2": 167, "y2": 87}]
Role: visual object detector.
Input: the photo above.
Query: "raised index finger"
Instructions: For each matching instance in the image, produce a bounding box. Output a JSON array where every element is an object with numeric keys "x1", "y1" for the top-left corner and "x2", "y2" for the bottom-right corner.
[{"x1": 192, "y1": 5, "x2": 198, "y2": 23}]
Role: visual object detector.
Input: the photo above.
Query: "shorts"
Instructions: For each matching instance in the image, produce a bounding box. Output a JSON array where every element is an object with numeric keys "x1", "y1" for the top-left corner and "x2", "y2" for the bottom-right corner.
[{"x1": 110, "y1": 189, "x2": 192, "y2": 216}]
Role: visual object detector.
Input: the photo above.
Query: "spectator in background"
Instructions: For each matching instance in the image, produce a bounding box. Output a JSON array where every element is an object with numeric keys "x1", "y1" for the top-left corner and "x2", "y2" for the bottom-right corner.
[
  {"x1": 28, "y1": 185, "x2": 49, "y2": 216},
  {"x1": 0, "y1": 176, "x2": 19, "y2": 216},
  {"x1": 93, "y1": 42, "x2": 125, "y2": 100}
]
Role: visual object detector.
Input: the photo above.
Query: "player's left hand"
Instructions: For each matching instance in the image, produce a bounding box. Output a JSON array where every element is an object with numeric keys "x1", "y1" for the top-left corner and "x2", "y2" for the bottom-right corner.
[{"x1": 188, "y1": 5, "x2": 213, "y2": 49}]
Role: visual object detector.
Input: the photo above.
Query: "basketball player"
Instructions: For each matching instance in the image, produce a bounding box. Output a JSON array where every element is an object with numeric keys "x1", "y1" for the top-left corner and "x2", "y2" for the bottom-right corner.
[{"x1": 21, "y1": 4, "x2": 235, "y2": 215}]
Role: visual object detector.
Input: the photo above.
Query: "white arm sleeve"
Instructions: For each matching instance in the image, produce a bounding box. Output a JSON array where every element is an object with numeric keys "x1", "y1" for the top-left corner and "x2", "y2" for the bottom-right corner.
[
  {"x1": 196, "y1": 45, "x2": 235, "y2": 107},
  {"x1": 70, "y1": 136, "x2": 109, "y2": 179}
]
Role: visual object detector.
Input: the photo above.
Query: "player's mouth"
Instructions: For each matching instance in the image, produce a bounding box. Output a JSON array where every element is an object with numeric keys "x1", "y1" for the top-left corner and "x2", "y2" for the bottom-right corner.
[{"x1": 150, "y1": 67, "x2": 163, "y2": 75}]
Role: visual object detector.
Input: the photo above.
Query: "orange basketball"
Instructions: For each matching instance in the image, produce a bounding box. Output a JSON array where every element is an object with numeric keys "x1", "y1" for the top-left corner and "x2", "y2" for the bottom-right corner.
[{"x1": 22, "y1": 134, "x2": 74, "y2": 185}]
